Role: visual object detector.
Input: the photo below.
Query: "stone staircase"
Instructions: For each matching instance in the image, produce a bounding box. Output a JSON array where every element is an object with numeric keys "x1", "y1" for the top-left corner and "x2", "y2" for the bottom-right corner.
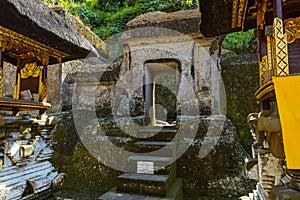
[{"x1": 99, "y1": 127, "x2": 183, "y2": 200}]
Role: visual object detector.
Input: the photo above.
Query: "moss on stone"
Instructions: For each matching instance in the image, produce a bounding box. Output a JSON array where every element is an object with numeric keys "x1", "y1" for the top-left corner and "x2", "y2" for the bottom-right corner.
[
  {"x1": 51, "y1": 111, "x2": 255, "y2": 196},
  {"x1": 51, "y1": 112, "x2": 122, "y2": 193},
  {"x1": 177, "y1": 118, "x2": 256, "y2": 197},
  {"x1": 221, "y1": 53, "x2": 260, "y2": 152}
]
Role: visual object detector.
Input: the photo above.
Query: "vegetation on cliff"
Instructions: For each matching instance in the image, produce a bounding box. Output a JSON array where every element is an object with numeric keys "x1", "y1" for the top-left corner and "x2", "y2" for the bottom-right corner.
[
  {"x1": 222, "y1": 29, "x2": 255, "y2": 54},
  {"x1": 41, "y1": 0, "x2": 255, "y2": 54},
  {"x1": 41, "y1": 0, "x2": 198, "y2": 39}
]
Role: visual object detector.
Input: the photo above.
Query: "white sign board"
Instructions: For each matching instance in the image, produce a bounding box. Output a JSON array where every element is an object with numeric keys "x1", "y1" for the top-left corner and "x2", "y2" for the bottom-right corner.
[{"x1": 137, "y1": 161, "x2": 154, "y2": 174}]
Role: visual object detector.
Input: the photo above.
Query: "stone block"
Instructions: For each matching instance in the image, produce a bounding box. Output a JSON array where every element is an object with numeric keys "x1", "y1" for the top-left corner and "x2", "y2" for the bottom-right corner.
[{"x1": 116, "y1": 173, "x2": 172, "y2": 197}]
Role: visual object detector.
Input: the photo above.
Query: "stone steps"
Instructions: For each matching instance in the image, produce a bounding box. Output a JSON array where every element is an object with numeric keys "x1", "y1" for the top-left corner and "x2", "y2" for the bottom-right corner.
[
  {"x1": 134, "y1": 141, "x2": 175, "y2": 156},
  {"x1": 99, "y1": 127, "x2": 183, "y2": 200},
  {"x1": 137, "y1": 128, "x2": 177, "y2": 142},
  {"x1": 128, "y1": 155, "x2": 176, "y2": 175},
  {"x1": 116, "y1": 173, "x2": 172, "y2": 197},
  {"x1": 270, "y1": 185, "x2": 300, "y2": 200},
  {"x1": 103, "y1": 127, "x2": 176, "y2": 141},
  {"x1": 99, "y1": 178, "x2": 183, "y2": 200}
]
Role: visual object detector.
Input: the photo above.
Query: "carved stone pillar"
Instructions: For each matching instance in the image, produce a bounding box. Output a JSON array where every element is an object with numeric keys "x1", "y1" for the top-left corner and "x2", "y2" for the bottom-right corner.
[
  {"x1": 39, "y1": 64, "x2": 48, "y2": 103},
  {"x1": 0, "y1": 47, "x2": 3, "y2": 97},
  {"x1": 144, "y1": 66, "x2": 153, "y2": 124}
]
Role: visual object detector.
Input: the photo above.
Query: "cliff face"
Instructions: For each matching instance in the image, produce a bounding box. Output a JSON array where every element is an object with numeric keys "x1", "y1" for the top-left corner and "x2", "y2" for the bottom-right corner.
[
  {"x1": 49, "y1": 54, "x2": 258, "y2": 197},
  {"x1": 8, "y1": 7, "x2": 260, "y2": 199},
  {"x1": 221, "y1": 53, "x2": 260, "y2": 152},
  {"x1": 51, "y1": 114, "x2": 256, "y2": 197},
  {"x1": 125, "y1": 9, "x2": 201, "y2": 35}
]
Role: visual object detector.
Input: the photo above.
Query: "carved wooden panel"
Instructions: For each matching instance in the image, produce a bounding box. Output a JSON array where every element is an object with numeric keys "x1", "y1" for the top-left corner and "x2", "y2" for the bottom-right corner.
[{"x1": 288, "y1": 39, "x2": 300, "y2": 74}]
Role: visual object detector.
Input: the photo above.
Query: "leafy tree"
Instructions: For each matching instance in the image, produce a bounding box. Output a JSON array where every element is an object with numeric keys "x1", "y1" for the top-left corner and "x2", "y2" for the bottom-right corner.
[
  {"x1": 42, "y1": 0, "x2": 199, "y2": 39},
  {"x1": 41, "y1": 0, "x2": 253, "y2": 53},
  {"x1": 222, "y1": 29, "x2": 255, "y2": 54}
]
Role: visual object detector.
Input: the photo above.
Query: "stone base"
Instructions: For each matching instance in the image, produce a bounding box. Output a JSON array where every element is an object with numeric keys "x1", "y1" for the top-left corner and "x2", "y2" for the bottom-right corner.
[
  {"x1": 270, "y1": 186, "x2": 300, "y2": 200},
  {"x1": 99, "y1": 178, "x2": 183, "y2": 200},
  {"x1": 244, "y1": 185, "x2": 300, "y2": 200}
]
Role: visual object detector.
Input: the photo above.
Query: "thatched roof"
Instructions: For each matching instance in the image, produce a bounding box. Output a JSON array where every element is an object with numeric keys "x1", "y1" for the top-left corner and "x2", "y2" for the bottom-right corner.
[
  {"x1": 0, "y1": 0, "x2": 99, "y2": 64},
  {"x1": 199, "y1": 0, "x2": 256, "y2": 37},
  {"x1": 125, "y1": 9, "x2": 201, "y2": 34},
  {"x1": 51, "y1": 7, "x2": 106, "y2": 52},
  {"x1": 199, "y1": 0, "x2": 300, "y2": 37}
]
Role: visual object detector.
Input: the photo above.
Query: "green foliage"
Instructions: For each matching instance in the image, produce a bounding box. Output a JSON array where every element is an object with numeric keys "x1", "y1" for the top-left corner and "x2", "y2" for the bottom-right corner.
[
  {"x1": 43, "y1": 0, "x2": 199, "y2": 40},
  {"x1": 140, "y1": 0, "x2": 198, "y2": 13},
  {"x1": 40, "y1": 0, "x2": 57, "y2": 6},
  {"x1": 222, "y1": 29, "x2": 254, "y2": 54}
]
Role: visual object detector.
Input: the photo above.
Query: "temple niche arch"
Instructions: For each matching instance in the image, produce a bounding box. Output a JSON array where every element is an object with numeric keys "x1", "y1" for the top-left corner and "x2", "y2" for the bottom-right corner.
[
  {"x1": 144, "y1": 59, "x2": 181, "y2": 126},
  {"x1": 120, "y1": 25, "x2": 221, "y2": 122}
]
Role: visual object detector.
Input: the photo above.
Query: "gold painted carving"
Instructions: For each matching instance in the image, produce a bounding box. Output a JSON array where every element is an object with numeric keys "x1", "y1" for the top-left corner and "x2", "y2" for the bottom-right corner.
[
  {"x1": 39, "y1": 79, "x2": 47, "y2": 102},
  {"x1": 273, "y1": 17, "x2": 289, "y2": 76},
  {"x1": 13, "y1": 86, "x2": 17, "y2": 99},
  {"x1": 0, "y1": 67, "x2": 2, "y2": 98},
  {"x1": 36, "y1": 52, "x2": 50, "y2": 66},
  {"x1": 259, "y1": 35, "x2": 275, "y2": 86},
  {"x1": 255, "y1": 82, "x2": 274, "y2": 100},
  {"x1": 231, "y1": 0, "x2": 247, "y2": 28},
  {"x1": 232, "y1": 0, "x2": 239, "y2": 28},
  {"x1": 0, "y1": 25, "x2": 68, "y2": 63},
  {"x1": 285, "y1": 17, "x2": 300, "y2": 44},
  {"x1": 20, "y1": 62, "x2": 41, "y2": 79},
  {"x1": 257, "y1": 0, "x2": 268, "y2": 30},
  {"x1": 237, "y1": 0, "x2": 246, "y2": 28},
  {"x1": 259, "y1": 55, "x2": 268, "y2": 86},
  {"x1": 266, "y1": 35, "x2": 273, "y2": 71},
  {"x1": 14, "y1": 74, "x2": 21, "y2": 99}
]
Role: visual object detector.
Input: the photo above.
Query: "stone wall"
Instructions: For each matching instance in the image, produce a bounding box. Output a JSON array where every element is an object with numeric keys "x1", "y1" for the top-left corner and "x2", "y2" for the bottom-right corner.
[
  {"x1": 1, "y1": 37, "x2": 259, "y2": 199},
  {"x1": 0, "y1": 10, "x2": 260, "y2": 197},
  {"x1": 221, "y1": 53, "x2": 260, "y2": 152},
  {"x1": 176, "y1": 116, "x2": 255, "y2": 197},
  {"x1": 49, "y1": 33, "x2": 258, "y2": 198},
  {"x1": 48, "y1": 64, "x2": 62, "y2": 112},
  {"x1": 120, "y1": 28, "x2": 221, "y2": 117},
  {"x1": 60, "y1": 60, "x2": 121, "y2": 114},
  {"x1": 50, "y1": 112, "x2": 123, "y2": 192},
  {"x1": 2, "y1": 62, "x2": 15, "y2": 98},
  {"x1": 51, "y1": 112, "x2": 256, "y2": 197}
]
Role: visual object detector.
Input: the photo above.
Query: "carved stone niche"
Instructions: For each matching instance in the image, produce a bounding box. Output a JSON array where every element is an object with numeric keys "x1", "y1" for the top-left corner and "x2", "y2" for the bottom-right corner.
[
  {"x1": 16, "y1": 62, "x2": 47, "y2": 103},
  {"x1": 19, "y1": 62, "x2": 41, "y2": 101}
]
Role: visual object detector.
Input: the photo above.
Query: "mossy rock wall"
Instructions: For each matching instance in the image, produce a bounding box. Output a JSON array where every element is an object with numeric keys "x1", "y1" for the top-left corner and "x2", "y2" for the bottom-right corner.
[
  {"x1": 50, "y1": 52, "x2": 259, "y2": 197},
  {"x1": 51, "y1": 112, "x2": 128, "y2": 193},
  {"x1": 221, "y1": 53, "x2": 260, "y2": 152},
  {"x1": 176, "y1": 117, "x2": 255, "y2": 197},
  {"x1": 51, "y1": 112, "x2": 255, "y2": 197}
]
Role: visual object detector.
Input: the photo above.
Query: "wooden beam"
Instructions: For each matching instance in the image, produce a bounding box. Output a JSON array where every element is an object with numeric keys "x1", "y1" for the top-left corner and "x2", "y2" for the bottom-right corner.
[
  {"x1": 258, "y1": 27, "x2": 267, "y2": 60},
  {"x1": 39, "y1": 63, "x2": 48, "y2": 103},
  {"x1": 144, "y1": 66, "x2": 153, "y2": 124},
  {"x1": 42, "y1": 64, "x2": 48, "y2": 82},
  {"x1": 261, "y1": 99, "x2": 271, "y2": 111},
  {"x1": 0, "y1": 47, "x2": 3, "y2": 98},
  {"x1": 0, "y1": 47, "x2": 3, "y2": 68},
  {"x1": 273, "y1": 0, "x2": 283, "y2": 19}
]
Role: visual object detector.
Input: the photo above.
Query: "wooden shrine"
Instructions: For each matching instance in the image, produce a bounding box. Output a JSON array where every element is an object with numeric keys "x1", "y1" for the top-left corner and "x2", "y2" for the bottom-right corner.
[
  {"x1": 0, "y1": 25, "x2": 67, "y2": 116},
  {"x1": 200, "y1": 0, "x2": 300, "y2": 199},
  {"x1": 0, "y1": 0, "x2": 97, "y2": 199}
]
